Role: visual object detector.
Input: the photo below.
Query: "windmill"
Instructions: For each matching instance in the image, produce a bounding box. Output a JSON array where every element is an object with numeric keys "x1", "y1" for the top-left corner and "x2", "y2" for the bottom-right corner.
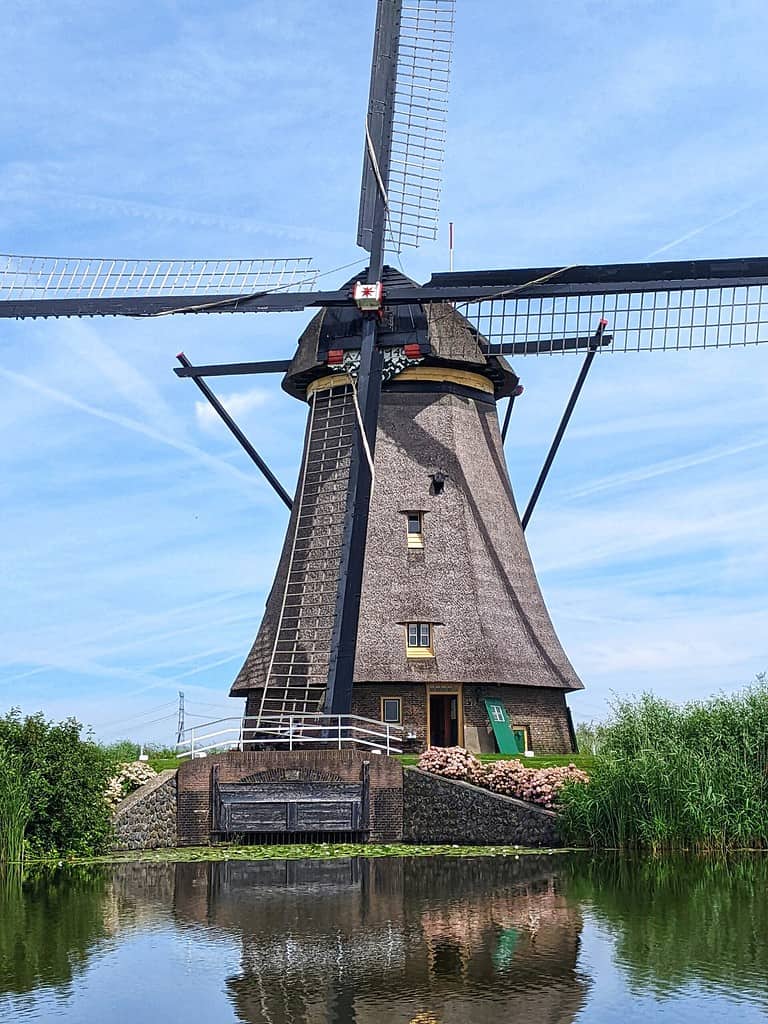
[{"x1": 3, "y1": 0, "x2": 768, "y2": 755}]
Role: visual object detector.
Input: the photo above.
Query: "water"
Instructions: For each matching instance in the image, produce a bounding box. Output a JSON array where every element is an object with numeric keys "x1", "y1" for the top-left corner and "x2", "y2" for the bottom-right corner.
[{"x1": 1, "y1": 854, "x2": 767, "y2": 1023}]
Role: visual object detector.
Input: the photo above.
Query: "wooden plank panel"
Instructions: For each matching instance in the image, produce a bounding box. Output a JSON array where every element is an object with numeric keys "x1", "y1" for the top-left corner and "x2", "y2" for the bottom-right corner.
[
  {"x1": 228, "y1": 802, "x2": 288, "y2": 830},
  {"x1": 295, "y1": 801, "x2": 355, "y2": 830}
]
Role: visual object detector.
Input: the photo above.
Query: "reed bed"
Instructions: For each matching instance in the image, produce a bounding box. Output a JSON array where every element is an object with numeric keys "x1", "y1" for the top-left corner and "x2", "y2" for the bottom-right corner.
[
  {"x1": 0, "y1": 745, "x2": 31, "y2": 867},
  {"x1": 559, "y1": 683, "x2": 768, "y2": 852}
]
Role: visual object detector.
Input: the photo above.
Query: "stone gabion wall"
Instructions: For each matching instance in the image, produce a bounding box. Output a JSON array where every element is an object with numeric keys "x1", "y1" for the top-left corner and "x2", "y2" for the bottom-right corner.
[
  {"x1": 402, "y1": 767, "x2": 560, "y2": 847},
  {"x1": 112, "y1": 770, "x2": 178, "y2": 851}
]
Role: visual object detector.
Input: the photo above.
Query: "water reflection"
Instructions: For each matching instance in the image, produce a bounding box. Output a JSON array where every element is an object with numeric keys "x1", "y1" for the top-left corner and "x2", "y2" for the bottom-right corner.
[
  {"x1": 172, "y1": 856, "x2": 587, "y2": 1023},
  {"x1": 0, "y1": 866, "x2": 110, "y2": 996},
  {"x1": 0, "y1": 862, "x2": 178, "y2": 999},
  {"x1": 565, "y1": 855, "x2": 768, "y2": 1005},
  {"x1": 1, "y1": 854, "x2": 767, "y2": 1023}
]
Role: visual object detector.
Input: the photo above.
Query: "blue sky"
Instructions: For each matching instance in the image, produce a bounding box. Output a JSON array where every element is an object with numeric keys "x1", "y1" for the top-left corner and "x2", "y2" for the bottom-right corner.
[{"x1": 1, "y1": 0, "x2": 767, "y2": 745}]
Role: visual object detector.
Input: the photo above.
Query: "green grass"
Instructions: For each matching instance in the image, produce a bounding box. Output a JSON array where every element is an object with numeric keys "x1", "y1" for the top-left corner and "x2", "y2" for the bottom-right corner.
[
  {"x1": 146, "y1": 753, "x2": 595, "y2": 774},
  {"x1": 148, "y1": 756, "x2": 184, "y2": 773},
  {"x1": 397, "y1": 753, "x2": 596, "y2": 771},
  {"x1": 35, "y1": 842, "x2": 577, "y2": 866}
]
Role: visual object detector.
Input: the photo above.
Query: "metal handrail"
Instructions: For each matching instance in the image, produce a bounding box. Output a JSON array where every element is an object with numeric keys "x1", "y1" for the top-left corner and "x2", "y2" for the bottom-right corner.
[{"x1": 176, "y1": 713, "x2": 403, "y2": 758}]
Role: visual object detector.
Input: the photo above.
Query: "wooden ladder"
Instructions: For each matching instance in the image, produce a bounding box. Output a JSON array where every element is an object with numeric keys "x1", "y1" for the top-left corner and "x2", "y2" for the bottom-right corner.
[{"x1": 256, "y1": 384, "x2": 356, "y2": 723}]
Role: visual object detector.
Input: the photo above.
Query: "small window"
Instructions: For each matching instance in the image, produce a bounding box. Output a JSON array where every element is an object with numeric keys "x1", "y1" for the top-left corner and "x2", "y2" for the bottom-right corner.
[
  {"x1": 490, "y1": 705, "x2": 505, "y2": 723},
  {"x1": 406, "y1": 622, "x2": 434, "y2": 657},
  {"x1": 382, "y1": 697, "x2": 402, "y2": 724},
  {"x1": 406, "y1": 511, "x2": 424, "y2": 549}
]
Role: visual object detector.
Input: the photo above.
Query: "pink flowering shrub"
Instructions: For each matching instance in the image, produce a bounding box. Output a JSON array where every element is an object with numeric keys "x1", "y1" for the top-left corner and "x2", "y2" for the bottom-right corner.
[
  {"x1": 484, "y1": 759, "x2": 589, "y2": 810},
  {"x1": 417, "y1": 745, "x2": 485, "y2": 784},
  {"x1": 417, "y1": 747, "x2": 589, "y2": 810}
]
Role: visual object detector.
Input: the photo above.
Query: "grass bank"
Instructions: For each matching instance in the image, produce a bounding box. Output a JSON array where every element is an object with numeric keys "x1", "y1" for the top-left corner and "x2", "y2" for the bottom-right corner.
[
  {"x1": 148, "y1": 756, "x2": 184, "y2": 772},
  {"x1": 559, "y1": 685, "x2": 768, "y2": 853}
]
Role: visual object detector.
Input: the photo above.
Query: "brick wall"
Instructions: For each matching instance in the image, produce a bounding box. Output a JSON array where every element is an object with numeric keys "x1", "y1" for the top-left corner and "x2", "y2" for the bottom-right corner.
[
  {"x1": 176, "y1": 750, "x2": 403, "y2": 846},
  {"x1": 351, "y1": 684, "x2": 427, "y2": 748},
  {"x1": 351, "y1": 682, "x2": 575, "y2": 755},
  {"x1": 463, "y1": 685, "x2": 575, "y2": 755}
]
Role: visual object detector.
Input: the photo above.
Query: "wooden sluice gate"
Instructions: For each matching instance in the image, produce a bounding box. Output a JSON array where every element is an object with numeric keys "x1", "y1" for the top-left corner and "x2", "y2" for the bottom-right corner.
[{"x1": 210, "y1": 761, "x2": 371, "y2": 842}]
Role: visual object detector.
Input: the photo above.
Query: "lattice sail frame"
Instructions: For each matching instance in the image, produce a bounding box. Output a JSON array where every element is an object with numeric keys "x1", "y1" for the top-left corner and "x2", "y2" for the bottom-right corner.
[
  {"x1": 386, "y1": 0, "x2": 455, "y2": 252},
  {"x1": 458, "y1": 283, "x2": 768, "y2": 354},
  {"x1": 0, "y1": 254, "x2": 319, "y2": 301}
]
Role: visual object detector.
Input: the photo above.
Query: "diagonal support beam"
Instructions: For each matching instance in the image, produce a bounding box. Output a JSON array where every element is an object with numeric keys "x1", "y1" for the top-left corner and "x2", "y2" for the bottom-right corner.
[
  {"x1": 501, "y1": 384, "x2": 525, "y2": 443},
  {"x1": 521, "y1": 320, "x2": 608, "y2": 531},
  {"x1": 176, "y1": 352, "x2": 293, "y2": 510}
]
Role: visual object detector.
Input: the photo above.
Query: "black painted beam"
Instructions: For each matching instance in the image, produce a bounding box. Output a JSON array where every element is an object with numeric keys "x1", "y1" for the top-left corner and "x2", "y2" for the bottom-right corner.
[
  {"x1": 495, "y1": 334, "x2": 613, "y2": 356},
  {"x1": 176, "y1": 352, "x2": 293, "y2": 510},
  {"x1": 6, "y1": 254, "x2": 768, "y2": 322},
  {"x1": 324, "y1": 0, "x2": 402, "y2": 719},
  {"x1": 501, "y1": 384, "x2": 524, "y2": 443},
  {"x1": 5, "y1": 254, "x2": 768, "y2": 319},
  {"x1": 0, "y1": 289, "x2": 344, "y2": 319},
  {"x1": 521, "y1": 321, "x2": 608, "y2": 531},
  {"x1": 428, "y1": 255, "x2": 768, "y2": 295},
  {"x1": 174, "y1": 360, "x2": 292, "y2": 378}
]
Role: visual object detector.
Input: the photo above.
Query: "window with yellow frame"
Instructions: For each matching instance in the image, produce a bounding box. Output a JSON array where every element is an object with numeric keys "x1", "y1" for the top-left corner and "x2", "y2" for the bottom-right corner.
[
  {"x1": 381, "y1": 697, "x2": 402, "y2": 724},
  {"x1": 406, "y1": 511, "x2": 424, "y2": 548},
  {"x1": 406, "y1": 622, "x2": 434, "y2": 658}
]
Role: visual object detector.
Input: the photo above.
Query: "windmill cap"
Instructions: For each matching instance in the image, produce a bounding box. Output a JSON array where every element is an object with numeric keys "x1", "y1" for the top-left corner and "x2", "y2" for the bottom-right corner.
[{"x1": 282, "y1": 266, "x2": 520, "y2": 400}]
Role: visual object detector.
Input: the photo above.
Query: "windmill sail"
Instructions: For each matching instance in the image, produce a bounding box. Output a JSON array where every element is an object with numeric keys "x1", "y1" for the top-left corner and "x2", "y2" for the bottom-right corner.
[
  {"x1": 0, "y1": 254, "x2": 319, "y2": 319},
  {"x1": 424, "y1": 257, "x2": 768, "y2": 354},
  {"x1": 357, "y1": 0, "x2": 456, "y2": 254}
]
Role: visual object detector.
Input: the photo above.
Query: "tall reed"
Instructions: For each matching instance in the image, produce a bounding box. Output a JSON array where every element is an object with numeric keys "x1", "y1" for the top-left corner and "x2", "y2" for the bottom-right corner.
[
  {"x1": 0, "y1": 744, "x2": 31, "y2": 866},
  {"x1": 559, "y1": 682, "x2": 768, "y2": 852}
]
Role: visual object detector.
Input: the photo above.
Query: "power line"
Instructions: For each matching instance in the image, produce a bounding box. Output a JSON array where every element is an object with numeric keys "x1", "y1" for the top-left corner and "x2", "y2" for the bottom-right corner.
[
  {"x1": 98, "y1": 712, "x2": 177, "y2": 739},
  {"x1": 186, "y1": 712, "x2": 235, "y2": 720},
  {"x1": 191, "y1": 699, "x2": 238, "y2": 711},
  {"x1": 91, "y1": 700, "x2": 178, "y2": 732}
]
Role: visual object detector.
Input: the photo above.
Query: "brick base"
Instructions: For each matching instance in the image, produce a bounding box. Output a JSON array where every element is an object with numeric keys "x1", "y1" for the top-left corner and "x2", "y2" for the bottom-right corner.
[
  {"x1": 176, "y1": 749, "x2": 403, "y2": 847},
  {"x1": 351, "y1": 683, "x2": 575, "y2": 755}
]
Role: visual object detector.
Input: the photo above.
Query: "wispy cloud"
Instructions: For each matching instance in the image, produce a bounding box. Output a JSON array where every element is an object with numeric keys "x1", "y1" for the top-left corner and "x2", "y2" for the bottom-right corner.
[
  {"x1": 644, "y1": 198, "x2": 768, "y2": 259},
  {"x1": 564, "y1": 436, "x2": 768, "y2": 501},
  {"x1": 195, "y1": 387, "x2": 272, "y2": 433},
  {"x1": 0, "y1": 365, "x2": 258, "y2": 488}
]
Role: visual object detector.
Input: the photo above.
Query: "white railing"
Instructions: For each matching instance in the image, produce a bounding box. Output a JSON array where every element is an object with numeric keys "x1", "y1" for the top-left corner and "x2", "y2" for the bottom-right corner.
[{"x1": 176, "y1": 714, "x2": 403, "y2": 759}]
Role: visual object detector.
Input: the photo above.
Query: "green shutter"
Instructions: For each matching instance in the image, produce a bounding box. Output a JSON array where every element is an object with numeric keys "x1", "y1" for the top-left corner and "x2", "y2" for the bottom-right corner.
[{"x1": 484, "y1": 700, "x2": 523, "y2": 755}]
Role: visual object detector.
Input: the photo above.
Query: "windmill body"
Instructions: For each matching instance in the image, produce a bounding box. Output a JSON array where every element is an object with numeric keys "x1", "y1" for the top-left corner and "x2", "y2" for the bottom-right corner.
[{"x1": 231, "y1": 269, "x2": 581, "y2": 753}]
